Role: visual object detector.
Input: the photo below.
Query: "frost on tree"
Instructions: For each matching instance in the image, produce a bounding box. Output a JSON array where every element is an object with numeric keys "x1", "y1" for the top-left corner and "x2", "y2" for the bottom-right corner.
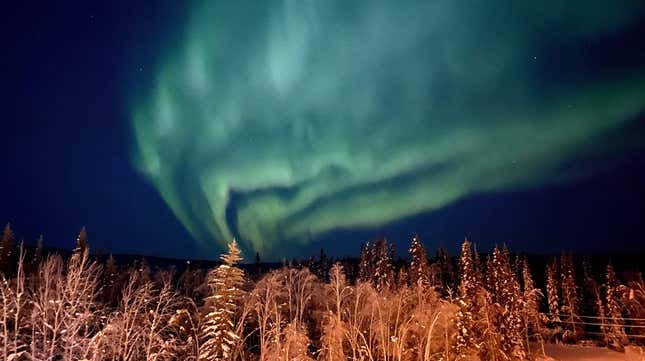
[
  {"x1": 360, "y1": 239, "x2": 394, "y2": 291},
  {"x1": 604, "y1": 261, "x2": 627, "y2": 351},
  {"x1": 199, "y1": 239, "x2": 246, "y2": 361},
  {"x1": 521, "y1": 257, "x2": 544, "y2": 353},
  {"x1": 545, "y1": 258, "x2": 560, "y2": 327},
  {"x1": 408, "y1": 235, "x2": 431, "y2": 289},
  {"x1": 559, "y1": 252, "x2": 580, "y2": 343},
  {"x1": 455, "y1": 238, "x2": 479, "y2": 360},
  {"x1": 488, "y1": 246, "x2": 526, "y2": 360}
]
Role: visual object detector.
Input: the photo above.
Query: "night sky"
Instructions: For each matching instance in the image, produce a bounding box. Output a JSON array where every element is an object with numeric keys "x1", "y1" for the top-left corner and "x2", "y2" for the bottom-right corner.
[{"x1": 2, "y1": 1, "x2": 645, "y2": 260}]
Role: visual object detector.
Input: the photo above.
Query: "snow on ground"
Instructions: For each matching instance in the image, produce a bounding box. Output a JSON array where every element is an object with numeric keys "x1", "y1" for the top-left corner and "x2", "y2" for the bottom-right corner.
[{"x1": 542, "y1": 344, "x2": 645, "y2": 361}]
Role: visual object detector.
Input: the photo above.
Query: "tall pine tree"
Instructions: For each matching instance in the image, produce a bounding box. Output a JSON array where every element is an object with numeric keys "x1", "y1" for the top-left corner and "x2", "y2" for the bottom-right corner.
[
  {"x1": 522, "y1": 257, "x2": 543, "y2": 352},
  {"x1": 373, "y1": 239, "x2": 393, "y2": 291},
  {"x1": 490, "y1": 245, "x2": 525, "y2": 359},
  {"x1": 358, "y1": 242, "x2": 375, "y2": 284},
  {"x1": 455, "y1": 238, "x2": 479, "y2": 359},
  {"x1": 436, "y1": 247, "x2": 455, "y2": 296},
  {"x1": 560, "y1": 252, "x2": 580, "y2": 342},
  {"x1": 545, "y1": 258, "x2": 561, "y2": 326},
  {"x1": 604, "y1": 261, "x2": 627, "y2": 350},
  {"x1": 199, "y1": 240, "x2": 246, "y2": 361},
  {"x1": 408, "y1": 235, "x2": 430, "y2": 288}
]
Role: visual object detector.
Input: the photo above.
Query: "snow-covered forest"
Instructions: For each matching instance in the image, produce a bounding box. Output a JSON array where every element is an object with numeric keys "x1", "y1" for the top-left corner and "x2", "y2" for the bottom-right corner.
[{"x1": 0, "y1": 223, "x2": 644, "y2": 361}]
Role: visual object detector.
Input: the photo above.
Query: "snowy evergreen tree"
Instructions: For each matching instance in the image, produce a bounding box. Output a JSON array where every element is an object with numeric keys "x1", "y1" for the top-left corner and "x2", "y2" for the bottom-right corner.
[
  {"x1": 485, "y1": 254, "x2": 496, "y2": 296},
  {"x1": 458, "y1": 239, "x2": 478, "y2": 299},
  {"x1": 594, "y1": 278, "x2": 610, "y2": 345},
  {"x1": 373, "y1": 239, "x2": 393, "y2": 291},
  {"x1": 436, "y1": 247, "x2": 455, "y2": 295},
  {"x1": 559, "y1": 252, "x2": 580, "y2": 342},
  {"x1": 408, "y1": 235, "x2": 430, "y2": 288},
  {"x1": 604, "y1": 261, "x2": 627, "y2": 350},
  {"x1": 624, "y1": 273, "x2": 645, "y2": 340},
  {"x1": 455, "y1": 238, "x2": 479, "y2": 359},
  {"x1": 580, "y1": 258, "x2": 595, "y2": 313},
  {"x1": 490, "y1": 245, "x2": 525, "y2": 359},
  {"x1": 358, "y1": 242, "x2": 375, "y2": 283},
  {"x1": 310, "y1": 248, "x2": 332, "y2": 281},
  {"x1": 472, "y1": 244, "x2": 484, "y2": 290},
  {"x1": 545, "y1": 258, "x2": 561, "y2": 326},
  {"x1": 521, "y1": 257, "x2": 543, "y2": 351},
  {"x1": 199, "y1": 240, "x2": 246, "y2": 361}
]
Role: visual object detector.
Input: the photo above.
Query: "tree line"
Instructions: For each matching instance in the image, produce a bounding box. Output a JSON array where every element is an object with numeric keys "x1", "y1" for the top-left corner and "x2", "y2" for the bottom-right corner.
[{"x1": 0, "y1": 223, "x2": 644, "y2": 360}]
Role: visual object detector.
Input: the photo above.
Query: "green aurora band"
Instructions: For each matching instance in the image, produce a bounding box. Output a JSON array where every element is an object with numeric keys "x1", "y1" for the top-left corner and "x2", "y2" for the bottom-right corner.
[{"x1": 132, "y1": 0, "x2": 645, "y2": 256}]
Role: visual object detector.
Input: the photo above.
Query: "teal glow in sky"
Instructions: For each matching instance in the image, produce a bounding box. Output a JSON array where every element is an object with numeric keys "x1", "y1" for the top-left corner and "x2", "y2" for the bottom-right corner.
[{"x1": 132, "y1": 0, "x2": 645, "y2": 257}]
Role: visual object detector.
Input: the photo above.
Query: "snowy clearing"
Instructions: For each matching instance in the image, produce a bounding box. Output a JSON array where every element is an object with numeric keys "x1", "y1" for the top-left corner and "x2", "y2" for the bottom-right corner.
[{"x1": 543, "y1": 344, "x2": 645, "y2": 361}]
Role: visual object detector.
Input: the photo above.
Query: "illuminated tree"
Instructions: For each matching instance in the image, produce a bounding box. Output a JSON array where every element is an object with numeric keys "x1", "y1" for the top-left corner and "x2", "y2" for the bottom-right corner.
[
  {"x1": 455, "y1": 239, "x2": 479, "y2": 359},
  {"x1": 489, "y1": 246, "x2": 525, "y2": 359},
  {"x1": 522, "y1": 257, "x2": 543, "y2": 354},
  {"x1": 373, "y1": 239, "x2": 394, "y2": 291},
  {"x1": 199, "y1": 239, "x2": 246, "y2": 361},
  {"x1": 358, "y1": 242, "x2": 375, "y2": 283},
  {"x1": 408, "y1": 235, "x2": 431, "y2": 288},
  {"x1": 0, "y1": 243, "x2": 27, "y2": 360},
  {"x1": 623, "y1": 273, "x2": 645, "y2": 341},
  {"x1": 472, "y1": 244, "x2": 484, "y2": 290},
  {"x1": 30, "y1": 244, "x2": 100, "y2": 360},
  {"x1": 545, "y1": 258, "x2": 561, "y2": 327},
  {"x1": 560, "y1": 252, "x2": 580, "y2": 342},
  {"x1": 604, "y1": 262, "x2": 627, "y2": 350}
]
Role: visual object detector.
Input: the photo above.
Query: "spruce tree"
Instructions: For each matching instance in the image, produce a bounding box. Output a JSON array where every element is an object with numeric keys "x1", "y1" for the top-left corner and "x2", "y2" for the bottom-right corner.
[
  {"x1": 199, "y1": 240, "x2": 246, "y2": 361},
  {"x1": 604, "y1": 262, "x2": 627, "y2": 350},
  {"x1": 472, "y1": 243, "x2": 484, "y2": 289},
  {"x1": 559, "y1": 252, "x2": 580, "y2": 342},
  {"x1": 455, "y1": 239, "x2": 479, "y2": 359},
  {"x1": 581, "y1": 256, "x2": 602, "y2": 338},
  {"x1": 358, "y1": 242, "x2": 375, "y2": 283},
  {"x1": 490, "y1": 245, "x2": 525, "y2": 359},
  {"x1": 436, "y1": 247, "x2": 455, "y2": 296},
  {"x1": 408, "y1": 235, "x2": 431, "y2": 288},
  {"x1": 545, "y1": 258, "x2": 561, "y2": 325},
  {"x1": 373, "y1": 239, "x2": 393, "y2": 291},
  {"x1": 485, "y1": 254, "x2": 496, "y2": 296},
  {"x1": 522, "y1": 257, "x2": 543, "y2": 351},
  {"x1": 581, "y1": 257, "x2": 598, "y2": 315},
  {"x1": 458, "y1": 239, "x2": 478, "y2": 299}
]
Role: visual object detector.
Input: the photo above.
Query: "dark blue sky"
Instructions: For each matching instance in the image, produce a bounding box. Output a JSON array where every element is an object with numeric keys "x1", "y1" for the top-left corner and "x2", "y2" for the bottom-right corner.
[
  {"x1": 1, "y1": 1, "x2": 198, "y2": 257},
  {"x1": 2, "y1": 1, "x2": 644, "y2": 260}
]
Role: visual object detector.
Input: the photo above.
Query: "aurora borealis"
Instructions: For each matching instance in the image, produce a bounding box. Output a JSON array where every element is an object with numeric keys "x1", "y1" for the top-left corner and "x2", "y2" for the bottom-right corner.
[{"x1": 131, "y1": 0, "x2": 645, "y2": 257}]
